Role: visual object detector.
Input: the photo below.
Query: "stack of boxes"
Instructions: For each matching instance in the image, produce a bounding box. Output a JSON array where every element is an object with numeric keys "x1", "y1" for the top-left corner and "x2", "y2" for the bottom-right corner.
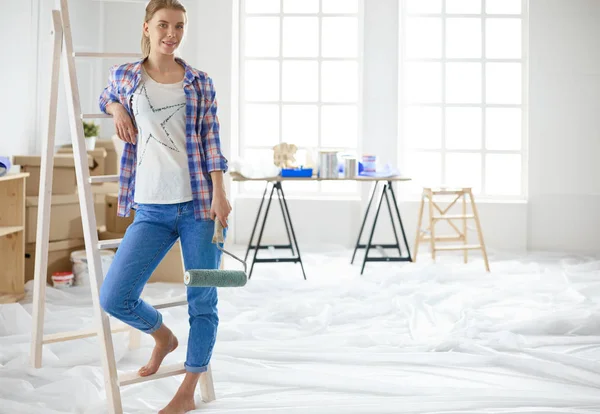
[
  {"x1": 14, "y1": 138, "x2": 185, "y2": 285},
  {"x1": 14, "y1": 147, "x2": 108, "y2": 284}
]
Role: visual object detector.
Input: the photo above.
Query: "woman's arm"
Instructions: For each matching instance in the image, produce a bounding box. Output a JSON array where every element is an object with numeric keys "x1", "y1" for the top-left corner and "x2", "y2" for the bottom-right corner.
[
  {"x1": 210, "y1": 170, "x2": 231, "y2": 227},
  {"x1": 200, "y1": 77, "x2": 228, "y2": 173}
]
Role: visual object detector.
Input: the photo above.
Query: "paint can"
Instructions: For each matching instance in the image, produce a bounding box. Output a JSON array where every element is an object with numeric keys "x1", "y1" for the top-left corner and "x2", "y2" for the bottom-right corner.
[
  {"x1": 318, "y1": 151, "x2": 339, "y2": 178},
  {"x1": 343, "y1": 157, "x2": 358, "y2": 178}
]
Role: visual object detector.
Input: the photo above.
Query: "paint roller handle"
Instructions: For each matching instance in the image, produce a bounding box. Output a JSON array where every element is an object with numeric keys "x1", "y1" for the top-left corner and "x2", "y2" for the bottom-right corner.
[{"x1": 212, "y1": 218, "x2": 247, "y2": 273}]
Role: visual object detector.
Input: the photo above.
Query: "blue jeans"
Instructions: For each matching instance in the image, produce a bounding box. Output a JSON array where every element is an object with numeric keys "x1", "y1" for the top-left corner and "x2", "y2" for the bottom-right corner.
[{"x1": 99, "y1": 201, "x2": 223, "y2": 373}]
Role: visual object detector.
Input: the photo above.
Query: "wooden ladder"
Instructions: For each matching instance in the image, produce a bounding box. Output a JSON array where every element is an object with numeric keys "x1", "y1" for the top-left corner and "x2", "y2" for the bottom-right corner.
[
  {"x1": 413, "y1": 187, "x2": 490, "y2": 271},
  {"x1": 29, "y1": 2, "x2": 215, "y2": 413}
]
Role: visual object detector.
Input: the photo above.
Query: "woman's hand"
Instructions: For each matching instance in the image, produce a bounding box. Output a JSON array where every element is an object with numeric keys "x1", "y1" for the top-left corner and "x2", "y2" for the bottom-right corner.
[
  {"x1": 107, "y1": 102, "x2": 137, "y2": 144},
  {"x1": 211, "y1": 190, "x2": 232, "y2": 228}
]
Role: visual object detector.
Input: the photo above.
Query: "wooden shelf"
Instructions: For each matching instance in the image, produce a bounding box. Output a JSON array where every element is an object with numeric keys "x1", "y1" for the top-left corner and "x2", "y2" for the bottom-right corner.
[
  {"x1": 0, "y1": 172, "x2": 29, "y2": 183},
  {"x1": 0, "y1": 226, "x2": 24, "y2": 238}
]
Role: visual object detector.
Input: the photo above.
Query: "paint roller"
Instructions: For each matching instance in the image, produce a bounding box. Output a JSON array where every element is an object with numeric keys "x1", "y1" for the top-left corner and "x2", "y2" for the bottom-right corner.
[{"x1": 183, "y1": 219, "x2": 248, "y2": 288}]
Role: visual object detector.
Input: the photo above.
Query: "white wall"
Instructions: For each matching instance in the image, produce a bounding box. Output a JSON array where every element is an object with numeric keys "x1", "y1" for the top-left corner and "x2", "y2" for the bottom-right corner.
[
  {"x1": 0, "y1": 0, "x2": 37, "y2": 156},
  {"x1": 528, "y1": 0, "x2": 600, "y2": 253},
  {"x1": 5, "y1": 0, "x2": 599, "y2": 254}
]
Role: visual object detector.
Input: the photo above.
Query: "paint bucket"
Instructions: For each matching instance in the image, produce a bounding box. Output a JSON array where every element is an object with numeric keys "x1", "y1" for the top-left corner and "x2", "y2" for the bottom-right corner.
[
  {"x1": 343, "y1": 157, "x2": 358, "y2": 178},
  {"x1": 318, "y1": 151, "x2": 339, "y2": 178},
  {"x1": 51, "y1": 272, "x2": 74, "y2": 288},
  {"x1": 70, "y1": 249, "x2": 115, "y2": 286}
]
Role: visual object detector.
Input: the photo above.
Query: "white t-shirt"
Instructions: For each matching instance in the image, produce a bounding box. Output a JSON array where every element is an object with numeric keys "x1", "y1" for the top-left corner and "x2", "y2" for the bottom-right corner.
[{"x1": 131, "y1": 67, "x2": 192, "y2": 204}]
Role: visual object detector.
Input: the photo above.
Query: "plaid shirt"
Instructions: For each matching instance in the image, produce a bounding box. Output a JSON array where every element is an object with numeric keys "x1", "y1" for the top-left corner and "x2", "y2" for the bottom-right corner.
[{"x1": 98, "y1": 58, "x2": 228, "y2": 220}]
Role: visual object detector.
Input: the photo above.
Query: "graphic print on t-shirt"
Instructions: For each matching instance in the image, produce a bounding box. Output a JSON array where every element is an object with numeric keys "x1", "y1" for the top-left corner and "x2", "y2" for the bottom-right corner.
[{"x1": 133, "y1": 83, "x2": 186, "y2": 166}]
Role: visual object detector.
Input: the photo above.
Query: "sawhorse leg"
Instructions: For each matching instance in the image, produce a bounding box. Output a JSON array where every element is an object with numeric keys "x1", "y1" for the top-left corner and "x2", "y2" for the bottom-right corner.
[
  {"x1": 353, "y1": 181, "x2": 412, "y2": 275},
  {"x1": 247, "y1": 181, "x2": 306, "y2": 279}
]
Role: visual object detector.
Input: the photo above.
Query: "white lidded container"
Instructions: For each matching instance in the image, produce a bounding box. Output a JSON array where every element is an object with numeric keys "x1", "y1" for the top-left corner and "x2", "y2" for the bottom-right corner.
[{"x1": 70, "y1": 249, "x2": 115, "y2": 286}]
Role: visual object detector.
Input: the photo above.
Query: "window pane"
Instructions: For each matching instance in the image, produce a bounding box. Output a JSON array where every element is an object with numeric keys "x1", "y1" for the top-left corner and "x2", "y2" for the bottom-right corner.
[
  {"x1": 283, "y1": 17, "x2": 319, "y2": 57},
  {"x1": 405, "y1": 0, "x2": 441, "y2": 14},
  {"x1": 486, "y1": 154, "x2": 521, "y2": 195},
  {"x1": 321, "y1": 105, "x2": 358, "y2": 148},
  {"x1": 282, "y1": 105, "x2": 318, "y2": 147},
  {"x1": 282, "y1": 61, "x2": 318, "y2": 102},
  {"x1": 445, "y1": 107, "x2": 481, "y2": 150},
  {"x1": 244, "y1": 104, "x2": 280, "y2": 146},
  {"x1": 322, "y1": 61, "x2": 358, "y2": 102},
  {"x1": 446, "y1": 0, "x2": 481, "y2": 14},
  {"x1": 486, "y1": 19, "x2": 521, "y2": 59},
  {"x1": 486, "y1": 63, "x2": 521, "y2": 104},
  {"x1": 283, "y1": 0, "x2": 319, "y2": 13},
  {"x1": 405, "y1": 63, "x2": 441, "y2": 103},
  {"x1": 322, "y1": 17, "x2": 358, "y2": 58},
  {"x1": 405, "y1": 18, "x2": 442, "y2": 59},
  {"x1": 445, "y1": 153, "x2": 481, "y2": 193},
  {"x1": 245, "y1": 0, "x2": 280, "y2": 13},
  {"x1": 486, "y1": 108, "x2": 521, "y2": 150},
  {"x1": 446, "y1": 63, "x2": 481, "y2": 104},
  {"x1": 321, "y1": 181, "x2": 358, "y2": 193},
  {"x1": 404, "y1": 106, "x2": 441, "y2": 149},
  {"x1": 486, "y1": 0, "x2": 522, "y2": 15},
  {"x1": 245, "y1": 17, "x2": 279, "y2": 57},
  {"x1": 446, "y1": 18, "x2": 481, "y2": 58},
  {"x1": 245, "y1": 60, "x2": 279, "y2": 101},
  {"x1": 323, "y1": 0, "x2": 358, "y2": 13},
  {"x1": 404, "y1": 151, "x2": 442, "y2": 192}
]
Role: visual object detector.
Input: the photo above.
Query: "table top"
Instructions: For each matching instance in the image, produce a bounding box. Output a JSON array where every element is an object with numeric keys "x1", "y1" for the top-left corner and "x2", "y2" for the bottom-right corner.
[{"x1": 230, "y1": 172, "x2": 411, "y2": 182}]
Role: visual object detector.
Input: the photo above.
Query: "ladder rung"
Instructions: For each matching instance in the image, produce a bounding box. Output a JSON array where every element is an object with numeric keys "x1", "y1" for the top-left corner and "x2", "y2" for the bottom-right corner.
[
  {"x1": 43, "y1": 324, "x2": 129, "y2": 344},
  {"x1": 89, "y1": 174, "x2": 119, "y2": 183},
  {"x1": 119, "y1": 363, "x2": 186, "y2": 386},
  {"x1": 98, "y1": 239, "x2": 123, "y2": 249},
  {"x1": 434, "y1": 244, "x2": 482, "y2": 251},
  {"x1": 432, "y1": 214, "x2": 475, "y2": 220},
  {"x1": 421, "y1": 235, "x2": 463, "y2": 242},
  {"x1": 73, "y1": 52, "x2": 143, "y2": 58},
  {"x1": 82, "y1": 113, "x2": 112, "y2": 119},
  {"x1": 152, "y1": 298, "x2": 188, "y2": 310}
]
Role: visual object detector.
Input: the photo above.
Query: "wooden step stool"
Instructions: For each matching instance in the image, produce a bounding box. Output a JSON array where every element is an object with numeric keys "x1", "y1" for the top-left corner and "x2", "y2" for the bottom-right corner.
[{"x1": 413, "y1": 187, "x2": 490, "y2": 271}]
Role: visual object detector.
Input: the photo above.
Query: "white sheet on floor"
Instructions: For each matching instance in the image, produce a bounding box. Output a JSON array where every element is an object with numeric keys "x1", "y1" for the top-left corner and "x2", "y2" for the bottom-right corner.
[{"x1": 2, "y1": 248, "x2": 600, "y2": 413}]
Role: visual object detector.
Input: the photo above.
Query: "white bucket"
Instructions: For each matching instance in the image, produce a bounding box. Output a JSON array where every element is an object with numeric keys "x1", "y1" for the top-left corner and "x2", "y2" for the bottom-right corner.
[{"x1": 70, "y1": 249, "x2": 115, "y2": 286}]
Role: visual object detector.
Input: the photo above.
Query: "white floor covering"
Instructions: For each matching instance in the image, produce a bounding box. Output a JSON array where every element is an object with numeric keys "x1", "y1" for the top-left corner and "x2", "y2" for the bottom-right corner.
[{"x1": 2, "y1": 246, "x2": 600, "y2": 413}]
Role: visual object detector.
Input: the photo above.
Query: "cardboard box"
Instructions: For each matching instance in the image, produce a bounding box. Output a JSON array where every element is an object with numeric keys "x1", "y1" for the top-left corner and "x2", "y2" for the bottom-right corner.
[
  {"x1": 25, "y1": 238, "x2": 85, "y2": 284},
  {"x1": 105, "y1": 194, "x2": 134, "y2": 233},
  {"x1": 97, "y1": 228, "x2": 184, "y2": 284},
  {"x1": 13, "y1": 153, "x2": 94, "y2": 196},
  {"x1": 60, "y1": 139, "x2": 118, "y2": 175},
  {"x1": 26, "y1": 193, "x2": 106, "y2": 243},
  {"x1": 150, "y1": 241, "x2": 184, "y2": 284},
  {"x1": 57, "y1": 147, "x2": 107, "y2": 183},
  {"x1": 96, "y1": 139, "x2": 119, "y2": 175}
]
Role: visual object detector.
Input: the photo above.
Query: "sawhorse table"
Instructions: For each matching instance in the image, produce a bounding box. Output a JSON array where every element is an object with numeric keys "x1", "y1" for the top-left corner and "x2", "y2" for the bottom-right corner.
[{"x1": 231, "y1": 173, "x2": 412, "y2": 278}]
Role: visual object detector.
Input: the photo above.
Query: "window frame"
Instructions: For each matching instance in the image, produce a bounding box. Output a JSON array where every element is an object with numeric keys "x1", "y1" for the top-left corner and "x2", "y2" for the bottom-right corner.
[
  {"x1": 238, "y1": 0, "x2": 365, "y2": 196},
  {"x1": 398, "y1": 0, "x2": 529, "y2": 200}
]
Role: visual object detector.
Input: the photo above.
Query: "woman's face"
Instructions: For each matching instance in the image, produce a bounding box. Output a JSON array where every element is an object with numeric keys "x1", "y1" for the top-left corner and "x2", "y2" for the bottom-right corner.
[{"x1": 144, "y1": 8, "x2": 186, "y2": 56}]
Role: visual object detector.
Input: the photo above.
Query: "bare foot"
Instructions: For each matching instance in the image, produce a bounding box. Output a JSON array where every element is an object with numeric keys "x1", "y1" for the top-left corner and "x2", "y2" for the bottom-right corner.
[
  {"x1": 138, "y1": 326, "x2": 178, "y2": 377},
  {"x1": 158, "y1": 392, "x2": 195, "y2": 414}
]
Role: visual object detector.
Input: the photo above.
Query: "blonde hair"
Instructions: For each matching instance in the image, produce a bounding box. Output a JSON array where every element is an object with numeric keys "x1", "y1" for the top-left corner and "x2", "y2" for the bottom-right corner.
[{"x1": 141, "y1": 0, "x2": 187, "y2": 58}]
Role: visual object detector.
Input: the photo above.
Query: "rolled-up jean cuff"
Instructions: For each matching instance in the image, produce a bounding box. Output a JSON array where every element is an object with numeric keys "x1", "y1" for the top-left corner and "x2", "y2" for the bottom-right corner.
[
  {"x1": 184, "y1": 363, "x2": 208, "y2": 373},
  {"x1": 144, "y1": 312, "x2": 163, "y2": 334}
]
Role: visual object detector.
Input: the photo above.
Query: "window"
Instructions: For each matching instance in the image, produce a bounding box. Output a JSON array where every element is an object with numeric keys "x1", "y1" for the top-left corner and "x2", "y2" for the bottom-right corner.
[
  {"x1": 399, "y1": 0, "x2": 527, "y2": 199},
  {"x1": 239, "y1": 0, "x2": 363, "y2": 194}
]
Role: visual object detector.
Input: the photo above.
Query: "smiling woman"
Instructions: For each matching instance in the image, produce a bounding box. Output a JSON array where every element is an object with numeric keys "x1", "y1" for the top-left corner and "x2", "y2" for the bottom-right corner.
[{"x1": 97, "y1": 1, "x2": 232, "y2": 413}]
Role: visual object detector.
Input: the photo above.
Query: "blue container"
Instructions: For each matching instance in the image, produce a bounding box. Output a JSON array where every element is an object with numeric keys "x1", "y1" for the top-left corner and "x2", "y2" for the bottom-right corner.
[{"x1": 281, "y1": 168, "x2": 313, "y2": 178}]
